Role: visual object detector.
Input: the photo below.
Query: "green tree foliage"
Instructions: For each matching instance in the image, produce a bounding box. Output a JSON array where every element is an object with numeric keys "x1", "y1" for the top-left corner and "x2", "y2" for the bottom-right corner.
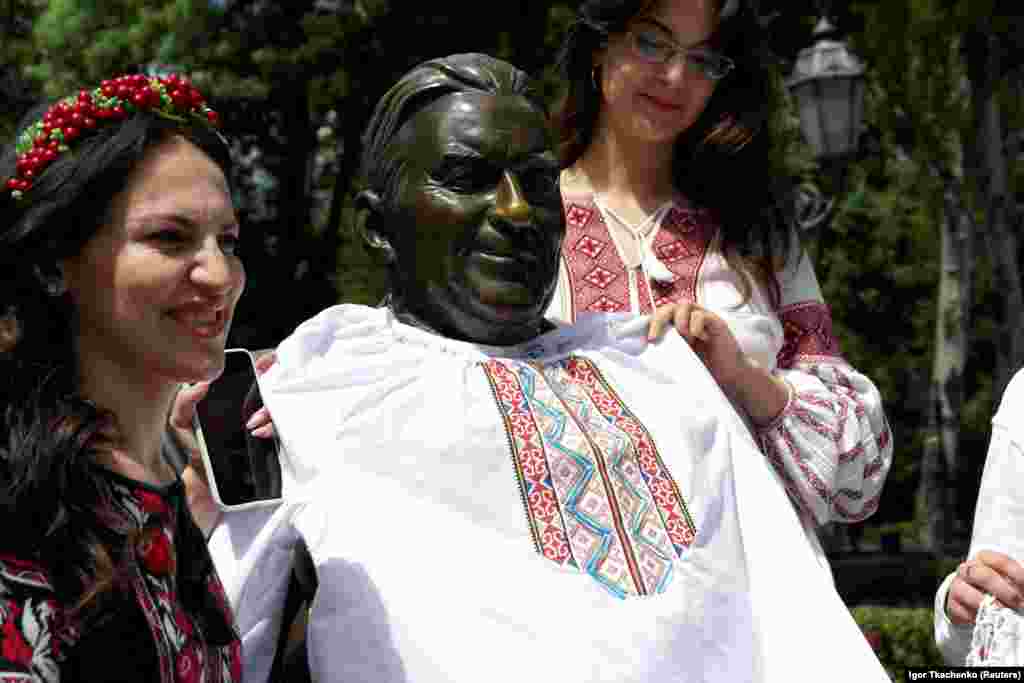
[
  {"x1": 0, "y1": 0, "x2": 44, "y2": 137},
  {"x1": 26, "y1": 0, "x2": 220, "y2": 94}
]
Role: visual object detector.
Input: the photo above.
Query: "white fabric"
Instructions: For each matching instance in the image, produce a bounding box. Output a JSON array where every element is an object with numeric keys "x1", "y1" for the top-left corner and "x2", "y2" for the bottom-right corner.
[
  {"x1": 935, "y1": 368, "x2": 1024, "y2": 664},
  {"x1": 211, "y1": 305, "x2": 887, "y2": 682},
  {"x1": 590, "y1": 197, "x2": 677, "y2": 285},
  {"x1": 966, "y1": 594, "x2": 1024, "y2": 665}
]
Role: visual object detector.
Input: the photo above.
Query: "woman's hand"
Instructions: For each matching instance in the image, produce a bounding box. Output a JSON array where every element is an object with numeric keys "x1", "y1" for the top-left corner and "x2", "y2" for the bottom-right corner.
[
  {"x1": 245, "y1": 351, "x2": 277, "y2": 439},
  {"x1": 647, "y1": 302, "x2": 789, "y2": 426},
  {"x1": 170, "y1": 381, "x2": 221, "y2": 537},
  {"x1": 648, "y1": 302, "x2": 747, "y2": 391},
  {"x1": 947, "y1": 550, "x2": 1024, "y2": 625}
]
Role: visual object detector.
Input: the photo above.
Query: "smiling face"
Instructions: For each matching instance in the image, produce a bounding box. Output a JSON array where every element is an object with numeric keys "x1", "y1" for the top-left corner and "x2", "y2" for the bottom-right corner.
[
  {"x1": 380, "y1": 91, "x2": 565, "y2": 345},
  {"x1": 62, "y1": 134, "x2": 244, "y2": 388},
  {"x1": 596, "y1": 0, "x2": 719, "y2": 145}
]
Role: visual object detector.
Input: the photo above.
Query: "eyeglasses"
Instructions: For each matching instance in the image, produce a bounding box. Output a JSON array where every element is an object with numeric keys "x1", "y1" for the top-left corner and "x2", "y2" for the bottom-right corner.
[{"x1": 626, "y1": 26, "x2": 735, "y2": 81}]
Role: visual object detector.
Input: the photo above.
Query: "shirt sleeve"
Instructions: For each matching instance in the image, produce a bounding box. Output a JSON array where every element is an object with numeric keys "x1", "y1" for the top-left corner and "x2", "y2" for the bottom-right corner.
[
  {"x1": 0, "y1": 559, "x2": 62, "y2": 682},
  {"x1": 967, "y1": 372, "x2": 1024, "y2": 561},
  {"x1": 935, "y1": 372, "x2": 1024, "y2": 662},
  {"x1": 755, "y1": 249, "x2": 893, "y2": 527},
  {"x1": 933, "y1": 570, "x2": 974, "y2": 664}
]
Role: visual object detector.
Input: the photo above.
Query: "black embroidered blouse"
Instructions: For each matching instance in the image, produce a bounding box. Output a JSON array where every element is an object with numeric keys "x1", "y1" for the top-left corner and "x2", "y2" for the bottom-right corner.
[{"x1": 0, "y1": 468, "x2": 241, "y2": 682}]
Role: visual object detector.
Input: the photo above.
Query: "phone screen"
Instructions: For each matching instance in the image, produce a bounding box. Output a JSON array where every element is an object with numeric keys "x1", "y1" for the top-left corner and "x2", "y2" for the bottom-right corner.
[{"x1": 195, "y1": 349, "x2": 283, "y2": 507}]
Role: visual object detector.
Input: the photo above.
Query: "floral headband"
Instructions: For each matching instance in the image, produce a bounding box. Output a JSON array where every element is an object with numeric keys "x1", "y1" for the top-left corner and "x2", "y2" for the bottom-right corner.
[{"x1": 4, "y1": 73, "x2": 221, "y2": 201}]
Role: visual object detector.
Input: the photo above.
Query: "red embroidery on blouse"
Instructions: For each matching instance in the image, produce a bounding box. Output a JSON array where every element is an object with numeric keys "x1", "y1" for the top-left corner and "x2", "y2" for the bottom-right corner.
[
  {"x1": 0, "y1": 601, "x2": 35, "y2": 671},
  {"x1": 0, "y1": 475, "x2": 240, "y2": 683},
  {"x1": 561, "y1": 196, "x2": 716, "y2": 321},
  {"x1": 758, "y1": 432, "x2": 817, "y2": 524},
  {"x1": 835, "y1": 492, "x2": 881, "y2": 522},
  {"x1": 0, "y1": 556, "x2": 51, "y2": 591},
  {"x1": 776, "y1": 301, "x2": 843, "y2": 369},
  {"x1": 137, "y1": 526, "x2": 175, "y2": 577},
  {"x1": 877, "y1": 426, "x2": 891, "y2": 451}
]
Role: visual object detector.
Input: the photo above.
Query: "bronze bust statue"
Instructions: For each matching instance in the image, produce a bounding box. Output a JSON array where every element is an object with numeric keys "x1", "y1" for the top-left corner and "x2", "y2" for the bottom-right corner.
[{"x1": 357, "y1": 53, "x2": 564, "y2": 346}]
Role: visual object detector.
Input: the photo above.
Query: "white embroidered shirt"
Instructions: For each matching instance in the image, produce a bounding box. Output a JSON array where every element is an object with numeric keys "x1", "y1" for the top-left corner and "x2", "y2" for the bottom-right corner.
[{"x1": 209, "y1": 305, "x2": 888, "y2": 683}]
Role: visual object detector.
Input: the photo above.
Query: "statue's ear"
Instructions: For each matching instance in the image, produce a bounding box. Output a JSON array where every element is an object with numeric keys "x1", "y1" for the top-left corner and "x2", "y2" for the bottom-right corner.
[{"x1": 355, "y1": 189, "x2": 395, "y2": 264}]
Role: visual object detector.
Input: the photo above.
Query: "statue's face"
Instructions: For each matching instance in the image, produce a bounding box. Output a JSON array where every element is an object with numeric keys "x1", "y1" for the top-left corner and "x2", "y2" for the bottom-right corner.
[{"x1": 385, "y1": 91, "x2": 564, "y2": 345}]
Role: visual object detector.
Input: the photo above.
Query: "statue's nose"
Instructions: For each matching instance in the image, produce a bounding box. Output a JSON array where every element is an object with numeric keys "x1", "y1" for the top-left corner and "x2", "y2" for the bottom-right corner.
[{"x1": 494, "y1": 170, "x2": 530, "y2": 221}]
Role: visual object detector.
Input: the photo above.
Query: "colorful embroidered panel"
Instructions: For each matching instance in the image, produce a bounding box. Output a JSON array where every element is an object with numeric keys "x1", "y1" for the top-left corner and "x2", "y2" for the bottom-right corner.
[
  {"x1": 776, "y1": 301, "x2": 843, "y2": 368},
  {"x1": 561, "y1": 195, "x2": 717, "y2": 321},
  {"x1": 482, "y1": 357, "x2": 696, "y2": 599},
  {"x1": 562, "y1": 357, "x2": 697, "y2": 556}
]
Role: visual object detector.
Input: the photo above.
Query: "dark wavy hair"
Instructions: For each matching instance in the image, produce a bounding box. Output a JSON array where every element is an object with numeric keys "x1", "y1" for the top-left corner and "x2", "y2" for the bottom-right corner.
[
  {"x1": 552, "y1": 0, "x2": 795, "y2": 304},
  {"x1": 0, "y1": 100, "x2": 235, "y2": 642}
]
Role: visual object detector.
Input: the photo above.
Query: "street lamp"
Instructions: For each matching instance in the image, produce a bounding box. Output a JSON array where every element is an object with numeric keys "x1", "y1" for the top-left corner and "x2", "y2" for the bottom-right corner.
[{"x1": 786, "y1": 15, "x2": 866, "y2": 230}]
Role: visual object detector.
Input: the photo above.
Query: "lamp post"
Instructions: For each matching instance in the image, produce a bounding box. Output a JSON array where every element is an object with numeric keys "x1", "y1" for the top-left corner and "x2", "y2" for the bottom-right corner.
[{"x1": 786, "y1": 14, "x2": 866, "y2": 231}]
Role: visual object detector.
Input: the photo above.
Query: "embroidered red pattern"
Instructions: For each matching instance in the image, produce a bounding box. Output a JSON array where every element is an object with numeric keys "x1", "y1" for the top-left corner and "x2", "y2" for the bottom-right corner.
[
  {"x1": 0, "y1": 475, "x2": 240, "y2": 683},
  {"x1": 759, "y1": 430, "x2": 820, "y2": 523},
  {"x1": 482, "y1": 357, "x2": 698, "y2": 598},
  {"x1": 561, "y1": 196, "x2": 716, "y2": 320},
  {"x1": 790, "y1": 396, "x2": 847, "y2": 445},
  {"x1": 563, "y1": 357, "x2": 697, "y2": 555},
  {"x1": 481, "y1": 359, "x2": 575, "y2": 567},
  {"x1": 573, "y1": 234, "x2": 605, "y2": 259},
  {"x1": 582, "y1": 266, "x2": 617, "y2": 290},
  {"x1": 0, "y1": 556, "x2": 51, "y2": 591},
  {"x1": 777, "y1": 423, "x2": 831, "y2": 507},
  {"x1": 776, "y1": 301, "x2": 842, "y2": 369},
  {"x1": 835, "y1": 492, "x2": 881, "y2": 521}
]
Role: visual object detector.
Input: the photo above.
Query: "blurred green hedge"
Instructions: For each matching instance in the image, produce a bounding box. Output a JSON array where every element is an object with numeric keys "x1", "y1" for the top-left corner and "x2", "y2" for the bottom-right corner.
[{"x1": 852, "y1": 606, "x2": 946, "y2": 681}]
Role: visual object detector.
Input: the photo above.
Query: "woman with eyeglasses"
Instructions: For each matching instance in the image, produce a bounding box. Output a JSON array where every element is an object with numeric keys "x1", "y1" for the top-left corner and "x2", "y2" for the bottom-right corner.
[{"x1": 549, "y1": 0, "x2": 892, "y2": 557}]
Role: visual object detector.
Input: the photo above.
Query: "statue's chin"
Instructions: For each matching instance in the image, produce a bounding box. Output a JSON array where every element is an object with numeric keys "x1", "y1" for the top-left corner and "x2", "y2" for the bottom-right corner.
[{"x1": 470, "y1": 283, "x2": 545, "y2": 320}]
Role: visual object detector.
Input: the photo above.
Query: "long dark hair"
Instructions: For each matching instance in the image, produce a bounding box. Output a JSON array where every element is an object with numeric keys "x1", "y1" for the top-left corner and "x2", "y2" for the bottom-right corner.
[
  {"x1": 552, "y1": 0, "x2": 795, "y2": 304},
  {"x1": 0, "y1": 101, "x2": 235, "y2": 640}
]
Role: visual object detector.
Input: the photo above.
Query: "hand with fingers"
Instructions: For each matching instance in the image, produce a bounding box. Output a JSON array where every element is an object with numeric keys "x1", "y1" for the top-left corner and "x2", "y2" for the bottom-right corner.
[
  {"x1": 245, "y1": 351, "x2": 277, "y2": 439},
  {"x1": 171, "y1": 381, "x2": 221, "y2": 536},
  {"x1": 947, "y1": 550, "x2": 1024, "y2": 625},
  {"x1": 646, "y1": 302, "x2": 790, "y2": 426},
  {"x1": 647, "y1": 301, "x2": 747, "y2": 392},
  {"x1": 171, "y1": 351, "x2": 278, "y2": 536}
]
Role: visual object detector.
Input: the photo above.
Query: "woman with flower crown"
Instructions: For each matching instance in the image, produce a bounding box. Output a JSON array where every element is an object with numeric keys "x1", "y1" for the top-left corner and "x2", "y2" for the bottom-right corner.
[
  {"x1": 0, "y1": 73, "x2": 243, "y2": 682},
  {"x1": 548, "y1": 0, "x2": 893, "y2": 555}
]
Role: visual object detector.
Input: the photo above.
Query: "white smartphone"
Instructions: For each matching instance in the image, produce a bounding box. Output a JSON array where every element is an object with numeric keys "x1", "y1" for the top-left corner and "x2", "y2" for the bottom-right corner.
[{"x1": 194, "y1": 348, "x2": 283, "y2": 511}]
